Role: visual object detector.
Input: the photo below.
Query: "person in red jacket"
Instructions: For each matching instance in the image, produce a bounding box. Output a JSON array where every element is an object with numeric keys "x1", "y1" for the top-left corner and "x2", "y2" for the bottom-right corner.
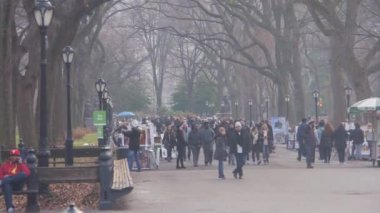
[{"x1": 0, "y1": 149, "x2": 30, "y2": 213}]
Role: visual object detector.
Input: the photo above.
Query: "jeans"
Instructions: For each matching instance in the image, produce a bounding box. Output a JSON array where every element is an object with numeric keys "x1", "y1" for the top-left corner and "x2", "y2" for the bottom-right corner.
[
  {"x1": 337, "y1": 147, "x2": 345, "y2": 163},
  {"x1": 252, "y1": 144, "x2": 260, "y2": 162},
  {"x1": 177, "y1": 145, "x2": 185, "y2": 167},
  {"x1": 305, "y1": 145, "x2": 313, "y2": 167},
  {"x1": 233, "y1": 153, "x2": 245, "y2": 178},
  {"x1": 218, "y1": 160, "x2": 224, "y2": 178},
  {"x1": 1, "y1": 172, "x2": 27, "y2": 210},
  {"x1": 128, "y1": 150, "x2": 141, "y2": 171},
  {"x1": 203, "y1": 143, "x2": 213, "y2": 165},
  {"x1": 323, "y1": 146, "x2": 332, "y2": 163},
  {"x1": 263, "y1": 145, "x2": 270, "y2": 162},
  {"x1": 354, "y1": 144, "x2": 362, "y2": 160},
  {"x1": 191, "y1": 146, "x2": 200, "y2": 166}
]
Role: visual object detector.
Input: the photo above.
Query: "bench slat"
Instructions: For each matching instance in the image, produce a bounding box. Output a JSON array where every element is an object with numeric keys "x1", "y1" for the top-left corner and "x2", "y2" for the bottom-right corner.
[{"x1": 37, "y1": 166, "x2": 99, "y2": 183}]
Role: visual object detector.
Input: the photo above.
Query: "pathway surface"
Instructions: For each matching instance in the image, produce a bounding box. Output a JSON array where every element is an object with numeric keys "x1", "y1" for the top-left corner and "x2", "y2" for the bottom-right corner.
[{"x1": 116, "y1": 145, "x2": 379, "y2": 213}]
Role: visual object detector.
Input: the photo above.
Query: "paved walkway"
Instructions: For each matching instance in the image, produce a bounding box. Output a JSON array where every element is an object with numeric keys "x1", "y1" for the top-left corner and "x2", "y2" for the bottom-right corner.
[{"x1": 118, "y1": 145, "x2": 380, "y2": 213}]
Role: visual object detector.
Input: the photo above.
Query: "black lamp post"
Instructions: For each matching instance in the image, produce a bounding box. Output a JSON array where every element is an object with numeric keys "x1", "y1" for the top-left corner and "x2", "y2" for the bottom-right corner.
[
  {"x1": 313, "y1": 90, "x2": 320, "y2": 123},
  {"x1": 248, "y1": 99, "x2": 253, "y2": 127},
  {"x1": 265, "y1": 96, "x2": 269, "y2": 121},
  {"x1": 285, "y1": 95, "x2": 290, "y2": 122},
  {"x1": 95, "y1": 79, "x2": 106, "y2": 147},
  {"x1": 344, "y1": 86, "x2": 352, "y2": 122},
  {"x1": 62, "y1": 46, "x2": 74, "y2": 166},
  {"x1": 95, "y1": 79, "x2": 106, "y2": 110},
  {"x1": 102, "y1": 90, "x2": 109, "y2": 146},
  {"x1": 234, "y1": 101, "x2": 238, "y2": 120},
  {"x1": 34, "y1": 0, "x2": 54, "y2": 168},
  {"x1": 220, "y1": 102, "x2": 225, "y2": 113}
]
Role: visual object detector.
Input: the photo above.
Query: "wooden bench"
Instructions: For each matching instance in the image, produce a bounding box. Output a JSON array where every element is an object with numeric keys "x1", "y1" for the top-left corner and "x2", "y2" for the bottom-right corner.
[{"x1": 49, "y1": 147, "x2": 101, "y2": 167}]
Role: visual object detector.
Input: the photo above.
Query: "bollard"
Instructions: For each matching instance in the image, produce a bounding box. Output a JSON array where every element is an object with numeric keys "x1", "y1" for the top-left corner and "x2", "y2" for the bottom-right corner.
[
  {"x1": 26, "y1": 148, "x2": 40, "y2": 212},
  {"x1": 62, "y1": 202, "x2": 83, "y2": 213},
  {"x1": 98, "y1": 146, "x2": 113, "y2": 210}
]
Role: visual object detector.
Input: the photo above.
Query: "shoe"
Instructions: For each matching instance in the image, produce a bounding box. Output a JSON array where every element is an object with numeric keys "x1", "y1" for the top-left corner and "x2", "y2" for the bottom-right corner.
[
  {"x1": 239, "y1": 176, "x2": 243, "y2": 179},
  {"x1": 233, "y1": 171, "x2": 238, "y2": 179},
  {"x1": 7, "y1": 207, "x2": 14, "y2": 213},
  {"x1": 307, "y1": 165, "x2": 314, "y2": 169},
  {"x1": 176, "y1": 166, "x2": 180, "y2": 169},
  {"x1": 219, "y1": 176, "x2": 226, "y2": 180},
  {"x1": 181, "y1": 166, "x2": 186, "y2": 169},
  {"x1": 258, "y1": 161, "x2": 262, "y2": 165},
  {"x1": 297, "y1": 157, "x2": 301, "y2": 162}
]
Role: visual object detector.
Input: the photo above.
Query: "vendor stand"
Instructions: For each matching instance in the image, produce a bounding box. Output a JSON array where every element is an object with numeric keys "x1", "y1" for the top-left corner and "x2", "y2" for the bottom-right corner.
[{"x1": 348, "y1": 97, "x2": 380, "y2": 167}]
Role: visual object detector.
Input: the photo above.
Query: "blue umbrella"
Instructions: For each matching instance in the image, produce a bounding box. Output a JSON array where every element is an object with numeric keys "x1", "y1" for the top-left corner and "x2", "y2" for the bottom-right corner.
[{"x1": 117, "y1": 111, "x2": 135, "y2": 117}]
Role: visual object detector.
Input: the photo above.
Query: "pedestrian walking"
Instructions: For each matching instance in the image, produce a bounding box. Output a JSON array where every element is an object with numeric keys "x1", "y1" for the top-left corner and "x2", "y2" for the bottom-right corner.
[
  {"x1": 200, "y1": 122, "x2": 215, "y2": 166},
  {"x1": 176, "y1": 125, "x2": 186, "y2": 169},
  {"x1": 320, "y1": 122, "x2": 334, "y2": 163},
  {"x1": 305, "y1": 120, "x2": 317, "y2": 168},
  {"x1": 162, "y1": 124, "x2": 177, "y2": 162},
  {"x1": 226, "y1": 122, "x2": 236, "y2": 165},
  {"x1": 296, "y1": 118, "x2": 308, "y2": 162},
  {"x1": 231, "y1": 122, "x2": 250, "y2": 179},
  {"x1": 214, "y1": 127, "x2": 228, "y2": 179},
  {"x1": 316, "y1": 120, "x2": 325, "y2": 161},
  {"x1": 334, "y1": 123, "x2": 348, "y2": 164},
  {"x1": 124, "y1": 126, "x2": 142, "y2": 172},
  {"x1": 350, "y1": 123, "x2": 364, "y2": 160},
  {"x1": 251, "y1": 125, "x2": 261, "y2": 165},
  {"x1": 260, "y1": 124, "x2": 270, "y2": 164},
  {"x1": 188, "y1": 124, "x2": 201, "y2": 167}
]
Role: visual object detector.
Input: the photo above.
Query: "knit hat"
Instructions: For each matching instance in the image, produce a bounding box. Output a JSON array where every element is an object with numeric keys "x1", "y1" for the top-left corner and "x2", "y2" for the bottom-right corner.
[{"x1": 235, "y1": 121, "x2": 242, "y2": 127}]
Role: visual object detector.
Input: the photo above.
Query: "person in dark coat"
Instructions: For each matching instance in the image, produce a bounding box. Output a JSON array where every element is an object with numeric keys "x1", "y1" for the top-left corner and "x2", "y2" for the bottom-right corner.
[
  {"x1": 320, "y1": 122, "x2": 334, "y2": 163},
  {"x1": 188, "y1": 124, "x2": 202, "y2": 167},
  {"x1": 296, "y1": 118, "x2": 308, "y2": 162},
  {"x1": 214, "y1": 127, "x2": 228, "y2": 179},
  {"x1": 125, "y1": 127, "x2": 142, "y2": 171},
  {"x1": 226, "y1": 122, "x2": 236, "y2": 165},
  {"x1": 230, "y1": 122, "x2": 250, "y2": 179},
  {"x1": 200, "y1": 122, "x2": 215, "y2": 166},
  {"x1": 162, "y1": 124, "x2": 177, "y2": 162},
  {"x1": 304, "y1": 120, "x2": 317, "y2": 168},
  {"x1": 334, "y1": 123, "x2": 348, "y2": 164},
  {"x1": 176, "y1": 126, "x2": 186, "y2": 169},
  {"x1": 350, "y1": 123, "x2": 364, "y2": 160}
]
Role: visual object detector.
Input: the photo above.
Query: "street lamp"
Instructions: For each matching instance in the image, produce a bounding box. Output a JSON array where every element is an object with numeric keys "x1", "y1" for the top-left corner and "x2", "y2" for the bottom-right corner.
[
  {"x1": 312, "y1": 90, "x2": 320, "y2": 123},
  {"x1": 209, "y1": 103, "x2": 215, "y2": 116},
  {"x1": 285, "y1": 95, "x2": 290, "y2": 122},
  {"x1": 95, "y1": 79, "x2": 106, "y2": 110},
  {"x1": 248, "y1": 99, "x2": 253, "y2": 127},
  {"x1": 62, "y1": 46, "x2": 74, "y2": 166},
  {"x1": 265, "y1": 96, "x2": 269, "y2": 121},
  {"x1": 220, "y1": 102, "x2": 225, "y2": 113},
  {"x1": 234, "y1": 101, "x2": 239, "y2": 120},
  {"x1": 34, "y1": 0, "x2": 54, "y2": 169},
  {"x1": 102, "y1": 90, "x2": 109, "y2": 146},
  {"x1": 344, "y1": 86, "x2": 352, "y2": 122}
]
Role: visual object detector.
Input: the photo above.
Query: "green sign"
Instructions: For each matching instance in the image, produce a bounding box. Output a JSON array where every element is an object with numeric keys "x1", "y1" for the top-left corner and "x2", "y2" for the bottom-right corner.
[
  {"x1": 93, "y1": 111, "x2": 106, "y2": 126},
  {"x1": 97, "y1": 126, "x2": 103, "y2": 139}
]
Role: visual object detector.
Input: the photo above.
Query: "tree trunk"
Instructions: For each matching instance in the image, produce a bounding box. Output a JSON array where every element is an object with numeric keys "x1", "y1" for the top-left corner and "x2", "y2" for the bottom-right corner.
[{"x1": 329, "y1": 35, "x2": 346, "y2": 125}]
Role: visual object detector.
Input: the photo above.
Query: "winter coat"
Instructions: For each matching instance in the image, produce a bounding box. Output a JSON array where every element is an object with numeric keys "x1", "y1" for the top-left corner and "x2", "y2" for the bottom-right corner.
[
  {"x1": 214, "y1": 135, "x2": 227, "y2": 161},
  {"x1": 163, "y1": 128, "x2": 177, "y2": 148},
  {"x1": 200, "y1": 127, "x2": 215, "y2": 146},
  {"x1": 334, "y1": 126, "x2": 348, "y2": 149},
  {"x1": 320, "y1": 130, "x2": 333, "y2": 148},
  {"x1": 188, "y1": 129, "x2": 201, "y2": 147},
  {"x1": 176, "y1": 129, "x2": 186, "y2": 148},
  {"x1": 230, "y1": 130, "x2": 250, "y2": 154},
  {"x1": 305, "y1": 126, "x2": 317, "y2": 147},
  {"x1": 0, "y1": 160, "x2": 30, "y2": 179},
  {"x1": 125, "y1": 127, "x2": 141, "y2": 151},
  {"x1": 350, "y1": 128, "x2": 364, "y2": 145}
]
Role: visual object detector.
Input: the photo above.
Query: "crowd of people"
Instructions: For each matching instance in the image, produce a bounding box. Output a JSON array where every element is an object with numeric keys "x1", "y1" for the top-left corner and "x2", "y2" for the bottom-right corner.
[{"x1": 111, "y1": 115, "x2": 376, "y2": 179}]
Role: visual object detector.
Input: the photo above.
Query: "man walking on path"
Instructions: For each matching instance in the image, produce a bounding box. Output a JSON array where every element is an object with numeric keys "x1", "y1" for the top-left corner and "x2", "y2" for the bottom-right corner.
[
  {"x1": 200, "y1": 122, "x2": 215, "y2": 166},
  {"x1": 296, "y1": 118, "x2": 308, "y2": 162},
  {"x1": 230, "y1": 122, "x2": 250, "y2": 179}
]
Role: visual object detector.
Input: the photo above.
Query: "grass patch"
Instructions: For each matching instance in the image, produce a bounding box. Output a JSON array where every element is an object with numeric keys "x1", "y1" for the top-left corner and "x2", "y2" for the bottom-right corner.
[{"x1": 74, "y1": 133, "x2": 98, "y2": 147}]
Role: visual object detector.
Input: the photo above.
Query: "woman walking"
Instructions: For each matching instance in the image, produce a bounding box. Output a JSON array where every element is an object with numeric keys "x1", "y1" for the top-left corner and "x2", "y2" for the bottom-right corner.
[
  {"x1": 251, "y1": 126, "x2": 261, "y2": 165},
  {"x1": 260, "y1": 124, "x2": 270, "y2": 164},
  {"x1": 334, "y1": 123, "x2": 348, "y2": 164},
  {"x1": 188, "y1": 124, "x2": 202, "y2": 167},
  {"x1": 320, "y1": 123, "x2": 334, "y2": 163},
  {"x1": 214, "y1": 127, "x2": 228, "y2": 179}
]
